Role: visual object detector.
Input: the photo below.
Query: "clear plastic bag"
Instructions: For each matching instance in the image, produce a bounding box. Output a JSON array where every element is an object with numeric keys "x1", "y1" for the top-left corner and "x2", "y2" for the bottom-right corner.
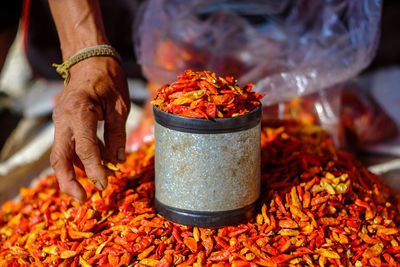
[
  {"x1": 133, "y1": 0, "x2": 383, "y2": 148},
  {"x1": 263, "y1": 83, "x2": 398, "y2": 148},
  {"x1": 135, "y1": 0, "x2": 382, "y2": 105}
]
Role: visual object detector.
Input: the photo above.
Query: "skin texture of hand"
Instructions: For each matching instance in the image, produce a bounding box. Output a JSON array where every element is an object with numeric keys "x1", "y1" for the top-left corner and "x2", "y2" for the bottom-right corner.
[{"x1": 50, "y1": 57, "x2": 130, "y2": 203}]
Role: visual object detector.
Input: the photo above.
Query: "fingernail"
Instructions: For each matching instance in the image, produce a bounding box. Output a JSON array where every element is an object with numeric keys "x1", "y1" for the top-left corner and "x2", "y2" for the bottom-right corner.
[
  {"x1": 101, "y1": 179, "x2": 108, "y2": 189},
  {"x1": 94, "y1": 180, "x2": 105, "y2": 191},
  {"x1": 117, "y1": 147, "x2": 126, "y2": 162}
]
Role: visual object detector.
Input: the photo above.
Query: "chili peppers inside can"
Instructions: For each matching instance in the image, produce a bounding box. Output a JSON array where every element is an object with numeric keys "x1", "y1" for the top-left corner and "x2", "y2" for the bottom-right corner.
[{"x1": 153, "y1": 105, "x2": 261, "y2": 227}]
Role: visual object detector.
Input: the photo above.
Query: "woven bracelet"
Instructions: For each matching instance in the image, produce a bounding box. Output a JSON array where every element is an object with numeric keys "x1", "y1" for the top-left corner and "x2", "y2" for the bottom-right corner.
[{"x1": 52, "y1": 44, "x2": 122, "y2": 84}]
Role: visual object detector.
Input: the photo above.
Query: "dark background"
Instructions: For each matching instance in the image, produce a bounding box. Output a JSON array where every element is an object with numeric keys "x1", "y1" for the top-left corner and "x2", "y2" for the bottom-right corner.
[{"x1": 367, "y1": 0, "x2": 400, "y2": 72}]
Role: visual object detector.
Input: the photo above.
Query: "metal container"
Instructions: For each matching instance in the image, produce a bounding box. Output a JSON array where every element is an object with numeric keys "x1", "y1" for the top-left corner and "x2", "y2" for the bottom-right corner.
[{"x1": 153, "y1": 105, "x2": 261, "y2": 227}]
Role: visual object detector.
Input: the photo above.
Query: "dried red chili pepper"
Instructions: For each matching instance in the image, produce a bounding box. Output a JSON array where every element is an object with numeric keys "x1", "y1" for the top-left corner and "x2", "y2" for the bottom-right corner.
[
  {"x1": 151, "y1": 69, "x2": 264, "y2": 118},
  {"x1": 1, "y1": 113, "x2": 400, "y2": 266}
]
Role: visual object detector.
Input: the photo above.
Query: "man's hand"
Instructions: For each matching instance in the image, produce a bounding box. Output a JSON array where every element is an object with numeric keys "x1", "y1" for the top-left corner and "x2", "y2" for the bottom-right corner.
[
  {"x1": 50, "y1": 57, "x2": 130, "y2": 203},
  {"x1": 48, "y1": 0, "x2": 130, "y2": 202}
]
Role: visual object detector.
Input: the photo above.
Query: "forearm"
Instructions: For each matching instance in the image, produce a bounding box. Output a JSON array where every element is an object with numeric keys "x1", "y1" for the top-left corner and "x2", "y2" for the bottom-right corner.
[{"x1": 48, "y1": 0, "x2": 109, "y2": 60}]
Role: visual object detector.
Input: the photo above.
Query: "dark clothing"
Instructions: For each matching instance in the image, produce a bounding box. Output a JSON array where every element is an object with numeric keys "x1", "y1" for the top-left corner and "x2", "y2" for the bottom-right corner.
[{"x1": 0, "y1": 2, "x2": 22, "y2": 32}]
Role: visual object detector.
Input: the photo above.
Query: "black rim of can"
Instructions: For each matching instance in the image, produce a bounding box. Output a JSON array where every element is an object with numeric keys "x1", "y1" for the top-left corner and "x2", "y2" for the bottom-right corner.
[
  {"x1": 153, "y1": 104, "x2": 261, "y2": 134},
  {"x1": 155, "y1": 198, "x2": 259, "y2": 228}
]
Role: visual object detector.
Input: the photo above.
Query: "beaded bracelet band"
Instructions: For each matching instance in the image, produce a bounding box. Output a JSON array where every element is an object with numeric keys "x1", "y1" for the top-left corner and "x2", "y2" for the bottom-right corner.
[{"x1": 52, "y1": 44, "x2": 122, "y2": 84}]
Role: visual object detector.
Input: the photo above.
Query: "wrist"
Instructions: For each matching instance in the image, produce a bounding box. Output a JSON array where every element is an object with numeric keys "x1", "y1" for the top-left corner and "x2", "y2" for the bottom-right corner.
[
  {"x1": 53, "y1": 45, "x2": 121, "y2": 84},
  {"x1": 60, "y1": 37, "x2": 110, "y2": 61}
]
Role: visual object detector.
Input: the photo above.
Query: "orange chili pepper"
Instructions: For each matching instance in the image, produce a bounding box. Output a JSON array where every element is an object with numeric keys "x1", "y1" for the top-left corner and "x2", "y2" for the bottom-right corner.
[
  {"x1": 151, "y1": 70, "x2": 264, "y2": 119},
  {"x1": 1, "y1": 115, "x2": 400, "y2": 266}
]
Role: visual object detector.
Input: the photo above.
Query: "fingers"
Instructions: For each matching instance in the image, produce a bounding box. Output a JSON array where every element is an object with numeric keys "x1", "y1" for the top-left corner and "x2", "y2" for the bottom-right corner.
[
  {"x1": 73, "y1": 104, "x2": 108, "y2": 191},
  {"x1": 104, "y1": 99, "x2": 129, "y2": 163},
  {"x1": 97, "y1": 137, "x2": 112, "y2": 163},
  {"x1": 50, "y1": 128, "x2": 87, "y2": 204}
]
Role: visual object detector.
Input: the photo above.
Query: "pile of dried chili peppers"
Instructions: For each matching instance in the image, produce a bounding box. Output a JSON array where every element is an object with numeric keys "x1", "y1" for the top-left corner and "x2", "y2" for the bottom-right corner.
[
  {"x1": 1, "y1": 121, "x2": 400, "y2": 266},
  {"x1": 151, "y1": 69, "x2": 264, "y2": 119}
]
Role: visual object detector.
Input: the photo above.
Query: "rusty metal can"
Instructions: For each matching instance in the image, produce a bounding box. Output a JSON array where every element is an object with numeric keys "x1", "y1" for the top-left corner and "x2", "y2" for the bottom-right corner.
[{"x1": 153, "y1": 105, "x2": 261, "y2": 227}]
